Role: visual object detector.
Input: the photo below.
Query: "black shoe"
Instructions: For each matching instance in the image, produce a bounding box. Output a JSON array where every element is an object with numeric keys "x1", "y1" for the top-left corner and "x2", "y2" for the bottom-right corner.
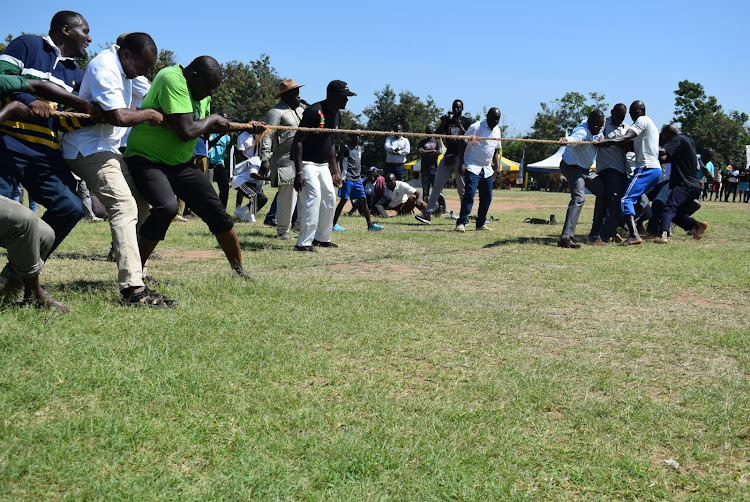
[
  {"x1": 415, "y1": 213, "x2": 431, "y2": 224},
  {"x1": 264, "y1": 218, "x2": 277, "y2": 227},
  {"x1": 558, "y1": 235, "x2": 581, "y2": 248},
  {"x1": 294, "y1": 245, "x2": 316, "y2": 252},
  {"x1": 312, "y1": 239, "x2": 338, "y2": 248}
]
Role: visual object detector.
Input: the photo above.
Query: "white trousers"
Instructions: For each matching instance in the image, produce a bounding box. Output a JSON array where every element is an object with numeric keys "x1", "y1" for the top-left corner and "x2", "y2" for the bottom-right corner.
[{"x1": 296, "y1": 162, "x2": 335, "y2": 247}]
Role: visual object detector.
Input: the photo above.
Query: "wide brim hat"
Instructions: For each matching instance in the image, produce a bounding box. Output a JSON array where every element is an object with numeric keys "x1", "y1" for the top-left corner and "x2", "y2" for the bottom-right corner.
[{"x1": 275, "y1": 78, "x2": 305, "y2": 99}]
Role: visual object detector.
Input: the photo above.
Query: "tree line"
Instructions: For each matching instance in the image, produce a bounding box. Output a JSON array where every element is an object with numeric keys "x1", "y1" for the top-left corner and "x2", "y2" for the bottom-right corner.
[{"x1": 3, "y1": 35, "x2": 748, "y2": 168}]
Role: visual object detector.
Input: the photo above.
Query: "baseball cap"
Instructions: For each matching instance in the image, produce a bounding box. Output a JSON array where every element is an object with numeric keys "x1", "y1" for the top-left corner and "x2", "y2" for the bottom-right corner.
[{"x1": 327, "y1": 80, "x2": 356, "y2": 97}]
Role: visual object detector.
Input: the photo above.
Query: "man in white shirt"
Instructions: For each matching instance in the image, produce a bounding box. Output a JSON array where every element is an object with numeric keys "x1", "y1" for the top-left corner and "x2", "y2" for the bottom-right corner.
[
  {"x1": 595, "y1": 100, "x2": 662, "y2": 246},
  {"x1": 61, "y1": 32, "x2": 175, "y2": 307},
  {"x1": 375, "y1": 173, "x2": 428, "y2": 217},
  {"x1": 454, "y1": 108, "x2": 502, "y2": 232},
  {"x1": 384, "y1": 124, "x2": 410, "y2": 181}
]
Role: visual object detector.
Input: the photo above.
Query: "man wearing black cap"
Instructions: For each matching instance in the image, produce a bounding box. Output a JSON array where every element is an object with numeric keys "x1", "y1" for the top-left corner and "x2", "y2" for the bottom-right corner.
[{"x1": 292, "y1": 80, "x2": 355, "y2": 251}]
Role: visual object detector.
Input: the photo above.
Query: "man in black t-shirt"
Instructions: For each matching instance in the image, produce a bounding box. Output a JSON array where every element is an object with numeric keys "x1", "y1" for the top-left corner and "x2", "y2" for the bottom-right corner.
[
  {"x1": 652, "y1": 124, "x2": 708, "y2": 243},
  {"x1": 291, "y1": 80, "x2": 355, "y2": 251},
  {"x1": 417, "y1": 99, "x2": 473, "y2": 224}
]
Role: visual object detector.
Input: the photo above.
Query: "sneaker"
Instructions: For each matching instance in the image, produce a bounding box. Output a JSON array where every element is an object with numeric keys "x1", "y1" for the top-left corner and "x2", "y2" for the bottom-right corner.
[
  {"x1": 477, "y1": 225, "x2": 492, "y2": 231},
  {"x1": 85, "y1": 216, "x2": 104, "y2": 223},
  {"x1": 368, "y1": 223, "x2": 384, "y2": 231},
  {"x1": 263, "y1": 218, "x2": 277, "y2": 227},
  {"x1": 449, "y1": 210, "x2": 458, "y2": 220},
  {"x1": 174, "y1": 215, "x2": 188, "y2": 223},
  {"x1": 294, "y1": 245, "x2": 316, "y2": 252},
  {"x1": 415, "y1": 213, "x2": 431, "y2": 224},
  {"x1": 312, "y1": 239, "x2": 338, "y2": 248},
  {"x1": 277, "y1": 232, "x2": 293, "y2": 240},
  {"x1": 333, "y1": 224, "x2": 346, "y2": 231},
  {"x1": 455, "y1": 224, "x2": 465, "y2": 233},
  {"x1": 248, "y1": 213, "x2": 256, "y2": 223},
  {"x1": 233, "y1": 207, "x2": 247, "y2": 220}
]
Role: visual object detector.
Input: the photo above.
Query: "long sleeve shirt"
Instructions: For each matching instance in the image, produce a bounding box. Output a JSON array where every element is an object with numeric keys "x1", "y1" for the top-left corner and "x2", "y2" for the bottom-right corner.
[
  {"x1": 384, "y1": 136, "x2": 410, "y2": 164},
  {"x1": 561, "y1": 121, "x2": 603, "y2": 169}
]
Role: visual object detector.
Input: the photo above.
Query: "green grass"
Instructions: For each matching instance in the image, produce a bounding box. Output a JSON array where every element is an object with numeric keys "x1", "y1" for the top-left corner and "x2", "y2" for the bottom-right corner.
[{"x1": 1, "y1": 189, "x2": 749, "y2": 500}]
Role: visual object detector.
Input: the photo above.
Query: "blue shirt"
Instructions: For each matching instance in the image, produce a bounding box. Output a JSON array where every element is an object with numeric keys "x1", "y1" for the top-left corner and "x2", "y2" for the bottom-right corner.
[
  {"x1": 561, "y1": 121, "x2": 603, "y2": 169},
  {"x1": 208, "y1": 133, "x2": 230, "y2": 165},
  {"x1": 698, "y1": 160, "x2": 713, "y2": 180}
]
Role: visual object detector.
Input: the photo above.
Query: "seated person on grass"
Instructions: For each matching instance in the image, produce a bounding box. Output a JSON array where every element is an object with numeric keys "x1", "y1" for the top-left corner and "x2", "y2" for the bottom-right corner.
[{"x1": 375, "y1": 173, "x2": 428, "y2": 217}]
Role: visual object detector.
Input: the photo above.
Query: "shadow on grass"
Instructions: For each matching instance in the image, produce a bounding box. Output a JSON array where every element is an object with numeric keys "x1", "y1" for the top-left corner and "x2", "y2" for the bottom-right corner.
[
  {"x1": 61, "y1": 279, "x2": 111, "y2": 293},
  {"x1": 237, "y1": 240, "x2": 285, "y2": 252},
  {"x1": 483, "y1": 237, "x2": 559, "y2": 248},
  {"x1": 53, "y1": 251, "x2": 110, "y2": 262}
]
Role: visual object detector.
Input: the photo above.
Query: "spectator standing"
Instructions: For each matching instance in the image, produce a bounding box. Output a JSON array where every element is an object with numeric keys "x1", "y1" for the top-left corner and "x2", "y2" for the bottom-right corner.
[{"x1": 384, "y1": 124, "x2": 410, "y2": 181}]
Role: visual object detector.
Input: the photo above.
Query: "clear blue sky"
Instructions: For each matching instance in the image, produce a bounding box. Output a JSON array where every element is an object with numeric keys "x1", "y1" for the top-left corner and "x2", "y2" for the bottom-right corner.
[{"x1": 2, "y1": 0, "x2": 748, "y2": 139}]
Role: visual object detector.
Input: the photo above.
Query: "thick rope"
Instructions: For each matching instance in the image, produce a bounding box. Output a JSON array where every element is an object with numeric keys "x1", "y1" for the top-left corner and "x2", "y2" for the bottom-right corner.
[{"x1": 52, "y1": 110, "x2": 593, "y2": 145}]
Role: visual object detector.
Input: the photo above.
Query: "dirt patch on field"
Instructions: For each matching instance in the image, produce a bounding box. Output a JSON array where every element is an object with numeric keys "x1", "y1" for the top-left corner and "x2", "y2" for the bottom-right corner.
[
  {"x1": 674, "y1": 294, "x2": 714, "y2": 306},
  {"x1": 331, "y1": 262, "x2": 418, "y2": 280},
  {"x1": 160, "y1": 250, "x2": 223, "y2": 261}
]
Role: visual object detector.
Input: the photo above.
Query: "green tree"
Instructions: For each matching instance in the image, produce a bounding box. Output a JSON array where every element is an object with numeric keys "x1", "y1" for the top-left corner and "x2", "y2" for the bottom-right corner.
[
  {"x1": 520, "y1": 91, "x2": 609, "y2": 164},
  {"x1": 360, "y1": 84, "x2": 441, "y2": 168},
  {"x1": 672, "y1": 80, "x2": 749, "y2": 165},
  {"x1": 211, "y1": 55, "x2": 282, "y2": 122},
  {"x1": 146, "y1": 48, "x2": 177, "y2": 82}
]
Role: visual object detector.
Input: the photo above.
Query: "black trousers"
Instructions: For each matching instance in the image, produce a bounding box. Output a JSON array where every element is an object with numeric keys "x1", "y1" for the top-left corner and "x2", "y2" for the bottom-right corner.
[
  {"x1": 660, "y1": 185, "x2": 700, "y2": 233},
  {"x1": 209, "y1": 162, "x2": 230, "y2": 209},
  {"x1": 127, "y1": 155, "x2": 233, "y2": 241}
]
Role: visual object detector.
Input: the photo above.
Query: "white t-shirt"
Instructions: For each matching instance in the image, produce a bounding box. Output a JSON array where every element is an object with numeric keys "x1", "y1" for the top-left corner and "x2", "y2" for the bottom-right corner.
[
  {"x1": 388, "y1": 180, "x2": 417, "y2": 205},
  {"x1": 62, "y1": 45, "x2": 132, "y2": 158},
  {"x1": 120, "y1": 75, "x2": 151, "y2": 148},
  {"x1": 628, "y1": 115, "x2": 660, "y2": 170},
  {"x1": 463, "y1": 119, "x2": 501, "y2": 177},
  {"x1": 237, "y1": 132, "x2": 257, "y2": 158}
]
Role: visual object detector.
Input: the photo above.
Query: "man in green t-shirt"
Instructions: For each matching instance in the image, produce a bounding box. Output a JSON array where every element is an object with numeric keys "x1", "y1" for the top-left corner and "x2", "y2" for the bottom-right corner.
[{"x1": 124, "y1": 56, "x2": 265, "y2": 281}]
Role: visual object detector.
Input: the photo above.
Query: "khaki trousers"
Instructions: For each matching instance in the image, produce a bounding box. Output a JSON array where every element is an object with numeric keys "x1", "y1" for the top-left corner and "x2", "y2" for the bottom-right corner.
[{"x1": 66, "y1": 152, "x2": 148, "y2": 290}]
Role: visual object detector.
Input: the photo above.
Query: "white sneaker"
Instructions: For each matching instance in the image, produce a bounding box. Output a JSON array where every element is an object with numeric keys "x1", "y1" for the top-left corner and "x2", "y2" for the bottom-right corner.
[
  {"x1": 233, "y1": 207, "x2": 247, "y2": 220},
  {"x1": 477, "y1": 225, "x2": 492, "y2": 231},
  {"x1": 248, "y1": 213, "x2": 256, "y2": 223},
  {"x1": 455, "y1": 224, "x2": 465, "y2": 233}
]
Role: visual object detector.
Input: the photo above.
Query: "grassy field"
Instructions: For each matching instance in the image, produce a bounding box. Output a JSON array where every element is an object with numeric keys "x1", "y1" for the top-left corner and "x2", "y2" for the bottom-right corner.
[{"x1": 1, "y1": 189, "x2": 748, "y2": 500}]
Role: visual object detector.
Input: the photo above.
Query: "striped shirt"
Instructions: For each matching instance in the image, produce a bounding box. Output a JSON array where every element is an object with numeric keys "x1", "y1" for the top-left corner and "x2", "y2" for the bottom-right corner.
[{"x1": 0, "y1": 35, "x2": 83, "y2": 158}]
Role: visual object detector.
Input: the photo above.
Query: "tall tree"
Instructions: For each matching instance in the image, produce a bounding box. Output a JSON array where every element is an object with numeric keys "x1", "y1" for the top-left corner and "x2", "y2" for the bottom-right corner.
[
  {"x1": 211, "y1": 55, "x2": 281, "y2": 123},
  {"x1": 672, "y1": 80, "x2": 749, "y2": 165},
  {"x1": 360, "y1": 84, "x2": 441, "y2": 168},
  {"x1": 520, "y1": 91, "x2": 609, "y2": 164}
]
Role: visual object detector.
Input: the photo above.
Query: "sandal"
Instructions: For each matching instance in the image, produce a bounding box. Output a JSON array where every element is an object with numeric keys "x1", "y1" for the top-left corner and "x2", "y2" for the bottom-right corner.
[{"x1": 120, "y1": 287, "x2": 178, "y2": 309}]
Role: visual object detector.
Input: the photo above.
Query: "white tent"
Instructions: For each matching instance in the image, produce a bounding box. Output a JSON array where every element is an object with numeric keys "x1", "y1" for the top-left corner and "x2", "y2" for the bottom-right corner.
[{"x1": 526, "y1": 146, "x2": 597, "y2": 172}]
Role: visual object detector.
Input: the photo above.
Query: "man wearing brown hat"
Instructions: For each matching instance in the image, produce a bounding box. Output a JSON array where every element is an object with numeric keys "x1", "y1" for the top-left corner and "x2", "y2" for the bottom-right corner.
[{"x1": 259, "y1": 78, "x2": 305, "y2": 239}]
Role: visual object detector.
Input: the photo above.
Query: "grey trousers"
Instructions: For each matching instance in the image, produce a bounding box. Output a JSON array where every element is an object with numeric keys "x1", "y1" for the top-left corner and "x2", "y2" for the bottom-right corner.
[
  {"x1": 426, "y1": 155, "x2": 465, "y2": 213},
  {"x1": 0, "y1": 195, "x2": 54, "y2": 278},
  {"x1": 559, "y1": 160, "x2": 604, "y2": 239}
]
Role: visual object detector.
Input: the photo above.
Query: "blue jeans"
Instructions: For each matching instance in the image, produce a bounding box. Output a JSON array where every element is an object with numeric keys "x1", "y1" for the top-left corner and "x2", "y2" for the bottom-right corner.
[
  {"x1": 457, "y1": 170, "x2": 493, "y2": 227},
  {"x1": 0, "y1": 149, "x2": 82, "y2": 258},
  {"x1": 384, "y1": 163, "x2": 405, "y2": 181}
]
